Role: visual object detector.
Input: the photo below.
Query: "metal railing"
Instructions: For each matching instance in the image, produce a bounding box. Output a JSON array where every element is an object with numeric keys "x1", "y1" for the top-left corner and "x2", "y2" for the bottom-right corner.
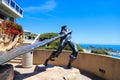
[{"x1": 2, "y1": 0, "x2": 23, "y2": 15}]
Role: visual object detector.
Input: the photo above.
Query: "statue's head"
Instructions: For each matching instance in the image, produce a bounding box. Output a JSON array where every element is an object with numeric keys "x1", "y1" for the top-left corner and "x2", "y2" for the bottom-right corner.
[{"x1": 61, "y1": 25, "x2": 67, "y2": 30}]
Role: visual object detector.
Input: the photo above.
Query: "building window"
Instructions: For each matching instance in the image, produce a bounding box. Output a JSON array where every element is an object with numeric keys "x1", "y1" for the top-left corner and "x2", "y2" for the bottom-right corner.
[
  {"x1": 10, "y1": 0, "x2": 15, "y2": 8},
  {"x1": 0, "y1": 14, "x2": 5, "y2": 19},
  {"x1": 20, "y1": 9, "x2": 23, "y2": 15},
  {"x1": 7, "y1": 0, "x2": 10, "y2": 4},
  {"x1": 4, "y1": 0, "x2": 10, "y2": 4},
  {"x1": 16, "y1": 5, "x2": 19, "y2": 12}
]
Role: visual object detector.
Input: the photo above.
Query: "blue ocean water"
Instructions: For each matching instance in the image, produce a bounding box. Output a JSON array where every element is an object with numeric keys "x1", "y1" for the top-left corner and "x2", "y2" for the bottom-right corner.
[{"x1": 80, "y1": 44, "x2": 120, "y2": 59}]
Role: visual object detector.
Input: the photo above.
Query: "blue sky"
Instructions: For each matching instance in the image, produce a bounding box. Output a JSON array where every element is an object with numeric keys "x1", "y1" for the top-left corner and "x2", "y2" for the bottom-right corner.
[{"x1": 15, "y1": 0, "x2": 120, "y2": 45}]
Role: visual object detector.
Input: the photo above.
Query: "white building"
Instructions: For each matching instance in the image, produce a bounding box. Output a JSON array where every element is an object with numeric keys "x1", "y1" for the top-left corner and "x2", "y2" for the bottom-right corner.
[{"x1": 0, "y1": 0, "x2": 23, "y2": 22}]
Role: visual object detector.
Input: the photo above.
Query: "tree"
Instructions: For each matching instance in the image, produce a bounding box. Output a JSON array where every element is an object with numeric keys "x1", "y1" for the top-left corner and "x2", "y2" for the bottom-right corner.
[{"x1": 91, "y1": 49, "x2": 109, "y2": 55}]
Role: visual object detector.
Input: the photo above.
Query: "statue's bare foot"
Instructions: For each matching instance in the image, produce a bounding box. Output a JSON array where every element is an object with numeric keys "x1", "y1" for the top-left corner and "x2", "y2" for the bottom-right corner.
[
  {"x1": 66, "y1": 63, "x2": 72, "y2": 69},
  {"x1": 44, "y1": 62, "x2": 48, "y2": 66}
]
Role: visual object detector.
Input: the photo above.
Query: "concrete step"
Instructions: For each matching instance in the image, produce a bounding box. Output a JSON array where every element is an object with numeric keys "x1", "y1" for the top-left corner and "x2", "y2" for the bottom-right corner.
[
  {"x1": 9, "y1": 59, "x2": 21, "y2": 64},
  {"x1": 14, "y1": 57, "x2": 22, "y2": 60},
  {"x1": 8, "y1": 57, "x2": 22, "y2": 64}
]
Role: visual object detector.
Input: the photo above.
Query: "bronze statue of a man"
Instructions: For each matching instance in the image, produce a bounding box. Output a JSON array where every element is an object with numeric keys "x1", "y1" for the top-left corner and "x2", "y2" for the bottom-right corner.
[{"x1": 44, "y1": 25, "x2": 78, "y2": 68}]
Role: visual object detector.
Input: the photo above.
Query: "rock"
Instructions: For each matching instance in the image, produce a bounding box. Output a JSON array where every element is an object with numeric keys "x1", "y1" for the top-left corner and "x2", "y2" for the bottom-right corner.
[
  {"x1": 0, "y1": 64, "x2": 14, "y2": 80},
  {"x1": 28, "y1": 65, "x2": 81, "y2": 80},
  {"x1": 0, "y1": 34, "x2": 24, "y2": 52},
  {"x1": 0, "y1": 19, "x2": 24, "y2": 52}
]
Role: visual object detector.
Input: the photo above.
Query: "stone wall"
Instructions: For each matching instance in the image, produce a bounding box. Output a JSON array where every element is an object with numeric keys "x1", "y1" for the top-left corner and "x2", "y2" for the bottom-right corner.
[{"x1": 33, "y1": 49, "x2": 120, "y2": 80}]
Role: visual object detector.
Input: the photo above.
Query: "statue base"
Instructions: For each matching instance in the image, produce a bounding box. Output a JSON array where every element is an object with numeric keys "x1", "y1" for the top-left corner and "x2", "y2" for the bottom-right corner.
[{"x1": 33, "y1": 64, "x2": 81, "y2": 80}]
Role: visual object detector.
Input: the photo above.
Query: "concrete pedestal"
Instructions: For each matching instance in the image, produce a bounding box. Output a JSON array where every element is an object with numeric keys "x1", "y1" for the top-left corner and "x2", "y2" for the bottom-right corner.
[{"x1": 22, "y1": 52, "x2": 33, "y2": 68}]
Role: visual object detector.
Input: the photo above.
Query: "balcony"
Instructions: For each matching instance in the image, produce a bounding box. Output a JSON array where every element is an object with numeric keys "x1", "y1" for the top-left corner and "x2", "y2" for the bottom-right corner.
[{"x1": 0, "y1": 0, "x2": 23, "y2": 18}]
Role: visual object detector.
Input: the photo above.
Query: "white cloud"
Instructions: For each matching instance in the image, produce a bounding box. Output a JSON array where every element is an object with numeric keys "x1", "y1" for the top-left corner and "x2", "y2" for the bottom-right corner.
[{"x1": 23, "y1": 0, "x2": 56, "y2": 12}]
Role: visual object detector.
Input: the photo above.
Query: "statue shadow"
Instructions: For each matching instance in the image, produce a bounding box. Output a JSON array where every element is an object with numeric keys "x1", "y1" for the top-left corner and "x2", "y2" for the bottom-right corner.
[
  {"x1": 79, "y1": 70, "x2": 105, "y2": 80},
  {"x1": 14, "y1": 64, "x2": 55, "y2": 80}
]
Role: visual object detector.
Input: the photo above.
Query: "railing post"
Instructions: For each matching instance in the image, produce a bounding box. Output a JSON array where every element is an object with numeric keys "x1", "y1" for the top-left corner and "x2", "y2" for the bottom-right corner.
[{"x1": 22, "y1": 34, "x2": 40, "y2": 68}]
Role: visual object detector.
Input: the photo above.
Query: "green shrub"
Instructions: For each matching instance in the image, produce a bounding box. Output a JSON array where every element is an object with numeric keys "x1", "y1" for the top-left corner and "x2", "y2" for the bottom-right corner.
[
  {"x1": 77, "y1": 44, "x2": 84, "y2": 52},
  {"x1": 91, "y1": 49, "x2": 109, "y2": 55},
  {"x1": 39, "y1": 33, "x2": 57, "y2": 41},
  {"x1": 38, "y1": 32, "x2": 83, "y2": 52},
  {"x1": 45, "y1": 45, "x2": 53, "y2": 49}
]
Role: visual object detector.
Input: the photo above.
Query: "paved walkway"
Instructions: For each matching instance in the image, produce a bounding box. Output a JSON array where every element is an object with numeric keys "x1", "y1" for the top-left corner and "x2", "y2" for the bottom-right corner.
[
  {"x1": 23, "y1": 39, "x2": 34, "y2": 44},
  {"x1": 12, "y1": 63, "x2": 105, "y2": 80}
]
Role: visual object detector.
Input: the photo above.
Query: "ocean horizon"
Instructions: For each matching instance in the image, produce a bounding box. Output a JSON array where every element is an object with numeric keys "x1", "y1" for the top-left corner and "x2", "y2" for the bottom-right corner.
[{"x1": 79, "y1": 43, "x2": 120, "y2": 59}]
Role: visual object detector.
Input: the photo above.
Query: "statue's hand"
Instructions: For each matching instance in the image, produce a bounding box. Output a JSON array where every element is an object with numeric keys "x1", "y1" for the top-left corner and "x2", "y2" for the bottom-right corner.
[
  {"x1": 65, "y1": 30, "x2": 72, "y2": 35},
  {"x1": 59, "y1": 29, "x2": 72, "y2": 36}
]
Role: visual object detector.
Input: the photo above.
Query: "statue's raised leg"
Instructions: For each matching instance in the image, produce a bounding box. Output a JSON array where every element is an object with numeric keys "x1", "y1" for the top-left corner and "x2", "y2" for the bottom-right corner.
[
  {"x1": 67, "y1": 53, "x2": 78, "y2": 69},
  {"x1": 67, "y1": 58, "x2": 74, "y2": 69}
]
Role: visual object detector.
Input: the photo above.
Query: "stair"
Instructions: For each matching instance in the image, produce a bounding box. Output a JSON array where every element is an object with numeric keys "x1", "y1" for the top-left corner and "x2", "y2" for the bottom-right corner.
[
  {"x1": 7, "y1": 42, "x2": 30, "y2": 64},
  {"x1": 8, "y1": 56, "x2": 22, "y2": 64}
]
